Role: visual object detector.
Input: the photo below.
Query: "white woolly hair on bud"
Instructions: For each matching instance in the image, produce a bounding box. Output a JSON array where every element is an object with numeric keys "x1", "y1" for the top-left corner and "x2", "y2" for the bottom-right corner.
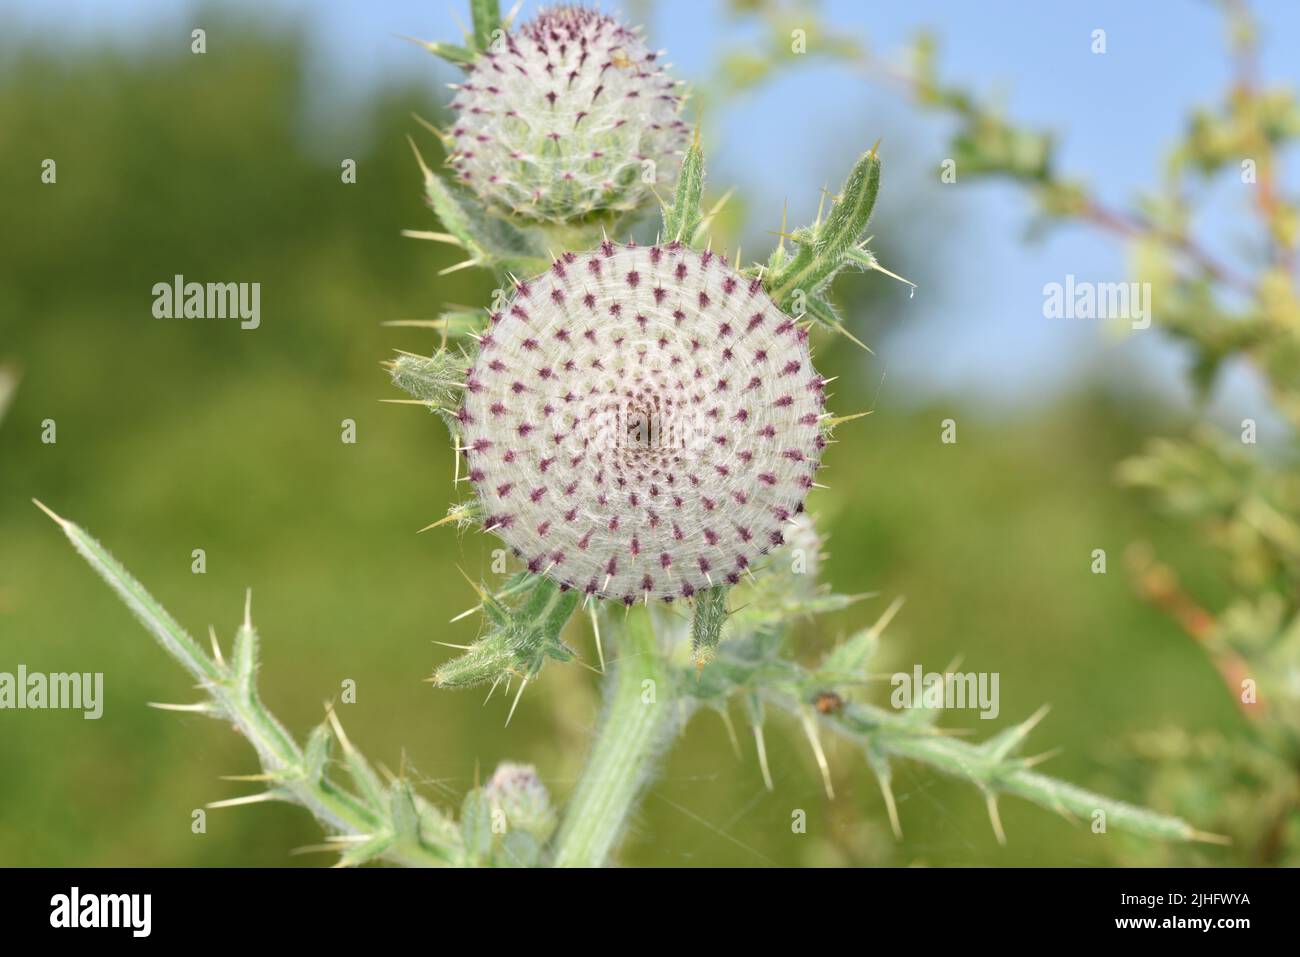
[
  {"x1": 447, "y1": 6, "x2": 689, "y2": 222},
  {"x1": 460, "y1": 241, "x2": 828, "y2": 604}
]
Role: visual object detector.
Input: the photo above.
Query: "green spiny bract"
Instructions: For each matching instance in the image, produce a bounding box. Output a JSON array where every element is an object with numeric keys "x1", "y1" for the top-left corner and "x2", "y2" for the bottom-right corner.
[
  {"x1": 431, "y1": 574, "x2": 579, "y2": 690},
  {"x1": 690, "y1": 586, "x2": 729, "y2": 669},
  {"x1": 409, "y1": 143, "x2": 550, "y2": 276},
  {"x1": 388, "y1": 349, "x2": 471, "y2": 407},
  {"x1": 387, "y1": 349, "x2": 473, "y2": 435},
  {"x1": 759, "y1": 147, "x2": 911, "y2": 348},
  {"x1": 445, "y1": 6, "x2": 689, "y2": 223}
]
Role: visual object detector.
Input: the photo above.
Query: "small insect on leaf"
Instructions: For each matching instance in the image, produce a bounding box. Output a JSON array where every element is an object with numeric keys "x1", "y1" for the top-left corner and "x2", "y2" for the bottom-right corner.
[{"x1": 814, "y1": 691, "x2": 844, "y2": 715}]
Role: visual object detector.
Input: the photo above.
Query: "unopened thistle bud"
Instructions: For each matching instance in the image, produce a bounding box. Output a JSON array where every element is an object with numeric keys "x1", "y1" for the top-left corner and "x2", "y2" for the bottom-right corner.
[
  {"x1": 484, "y1": 762, "x2": 558, "y2": 843},
  {"x1": 461, "y1": 241, "x2": 827, "y2": 604},
  {"x1": 447, "y1": 6, "x2": 689, "y2": 222}
]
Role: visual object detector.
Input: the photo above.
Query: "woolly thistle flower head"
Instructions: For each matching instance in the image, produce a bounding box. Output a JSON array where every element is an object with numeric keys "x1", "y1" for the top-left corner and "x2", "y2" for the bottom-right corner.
[
  {"x1": 447, "y1": 6, "x2": 689, "y2": 222},
  {"x1": 461, "y1": 241, "x2": 827, "y2": 604}
]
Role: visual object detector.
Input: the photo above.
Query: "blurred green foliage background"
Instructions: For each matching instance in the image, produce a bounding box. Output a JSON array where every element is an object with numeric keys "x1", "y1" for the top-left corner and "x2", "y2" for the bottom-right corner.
[{"x1": 0, "y1": 15, "x2": 1247, "y2": 867}]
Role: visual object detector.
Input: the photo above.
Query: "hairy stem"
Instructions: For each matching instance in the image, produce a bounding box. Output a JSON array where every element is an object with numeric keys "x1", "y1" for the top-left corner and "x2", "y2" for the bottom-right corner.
[{"x1": 551, "y1": 606, "x2": 677, "y2": 866}]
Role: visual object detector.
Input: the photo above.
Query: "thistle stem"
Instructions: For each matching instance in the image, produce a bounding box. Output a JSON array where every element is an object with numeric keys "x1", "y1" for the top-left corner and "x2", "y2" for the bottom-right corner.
[{"x1": 551, "y1": 606, "x2": 677, "y2": 867}]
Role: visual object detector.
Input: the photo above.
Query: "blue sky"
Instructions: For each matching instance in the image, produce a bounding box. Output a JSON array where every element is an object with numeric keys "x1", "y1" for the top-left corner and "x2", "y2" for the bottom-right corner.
[{"x1": 7, "y1": 0, "x2": 1299, "y2": 419}]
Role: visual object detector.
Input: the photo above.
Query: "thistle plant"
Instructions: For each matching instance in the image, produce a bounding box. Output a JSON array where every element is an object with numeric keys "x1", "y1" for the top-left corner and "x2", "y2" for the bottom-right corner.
[
  {"x1": 462, "y1": 241, "x2": 824, "y2": 605},
  {"x1": 43, "y1": 0, "x2": 1218, "y2": 866},
  {"x1": 444, "y1": 6, "x2": 688, "y2": 222}
]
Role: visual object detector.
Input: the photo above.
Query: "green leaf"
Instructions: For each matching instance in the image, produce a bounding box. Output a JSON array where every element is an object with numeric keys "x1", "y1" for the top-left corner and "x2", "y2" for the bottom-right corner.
[
  {"x1": 662, "y1": 135, "x2": 705, "y2": 244},
  {"x1": 388, "y1": 349, "x2": 470, "y2": 408},
  {"x1": 817, "y1": 626, "x2": 880, "y2": 687},
  {"x1": 431, "y1": 577, "x2": 579, "y2": 689},
  {"x1": 864, "y1": 742, "x2": 902, "y2": 839},
  {"x1": 982, "y1": 705, "x2": 1050, "y2": 764},
  {"x1": 231, "y1": 607, "x2": 259, "y2": 699},
  {"x1": 460, "y1": 789, "x2": 494, "y2": 863},
  {"x1": 303, "y1": 722, "x2": 333, "y2": 783},
  {"x1": 34, "y1": 500, "x2": 222, "y2": 687},
  {"x1": 336, "y1": 834, "x2": 397, "y2": 868},
  {"x1": 403, "y1": 36, "x2": 477, "y2": 67},
  {"x1": 470, "y1": 0, "x2": 500, "y2": 53},
  {"x1": 409, "y1": 140, "x2": 548, "y2": 275},
  {"x1": 766, "y1": 148, "x2": 881, "y2": 308},
  {"x1": 429, "y1": 41, "x2": 477, "y2": 67},
  {"x1": 39, "y1": 502, "x2": 459, "y2": 866},
  {"x1": 385, "y1": 309, "x2": 483, "y2": 340},
  {"x1": 390, "y1": 779, "x2": 421, "y2": 843},
  {"x1": 802, "y1": 293, "x2": 872, "y2": 352}
]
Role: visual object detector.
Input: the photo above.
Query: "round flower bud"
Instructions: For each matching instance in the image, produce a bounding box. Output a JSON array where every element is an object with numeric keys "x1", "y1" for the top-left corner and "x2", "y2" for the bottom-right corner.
[
  {"x1": 447, "y1": 6, "x2": 688, "y2": 222},
  {"x1": 461, "y1": 241, "x2": 827, "y2": 604},
  {"x1": 484, "y1": 762, "x2": 557, "y2": 842}
]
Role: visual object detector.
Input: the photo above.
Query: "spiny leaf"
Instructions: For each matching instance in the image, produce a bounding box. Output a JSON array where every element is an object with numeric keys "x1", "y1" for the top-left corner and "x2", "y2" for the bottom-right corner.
[
  {"x1": 662, "y1": 134, "x2": 705, "y2": 245},
  {"x1": 409, "y1": 138, "x2": 547, "y2": 275},
  {"x1": 744, "y1": 692, "x2": 774, "y2": 792},
  {"x1": 802, "y1": 293, "x2": 872, "y2": 352},
  {"x1": 766, "y1": 148, "x2": 882, "y2": 307},
  {"x1": 824, "y1": 694, "x2": 1208, "y2": 844},
  {"x1": 388, "y1": 349, "x2": 470, "y2": 407},
  {"x1": 420, "y1": 499, "x2": 484, "y2": 533},
  {"x1": 33, "y1": 500, "x2": 222, "y2": 687},
  {"x1": 334, "y1": 834, "x2": 396, "y2": 868},
  {"x1": 326, "y1": 708, "x2": 387, "y2": 811},
  {"x1": 815, "y1": 596, "x2": 904, "y2": 687},
  {"x1": 383, "y1": 309, "x2": 483, "y2": 340},
  {"x1": 817, "y1": 628, "x2": 880, "y2": 686},
  {"x1": 841, "y1": 246, "x2": 916, "y2": 292},
  {"x1": 460, "y1": 788, "x2": 494, "y2": 863},
  {"x1": 401, "y1": 35, "x2": 477, "y2": 67},
  {"x1": 231, "y1": 597, "x2": 259, "y2": 699},
  {"x1": 432, "y1": 577, "x2": 579, "y2": 689},
  {"x1": 982, "y1": 705, "x2": 1050, "y2": 763},
  {"x1": 470, "y1": 0, "x2": 501, "y2": 53},
  {"x1": 864, "y1": 742, "x2": 903, "y2": 839},
  {"x1": 390, "y1": 779, "x2": 421, "y2": 843},
  {"x1": 303, "y1": 721, "x2": 333, "y2": 783},
  {"x1": 40, "y1": 502, "x2": 459, "y2": 866}
]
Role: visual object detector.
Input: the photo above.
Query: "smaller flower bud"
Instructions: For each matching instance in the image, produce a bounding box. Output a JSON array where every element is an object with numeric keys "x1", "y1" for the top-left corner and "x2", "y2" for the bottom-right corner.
[
  {"x1": 484, "y1": 762, "x2": 557, "y2": 843},
  {"x1": 446, "y1": 7, "x2": 689, "y2": 221}
]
